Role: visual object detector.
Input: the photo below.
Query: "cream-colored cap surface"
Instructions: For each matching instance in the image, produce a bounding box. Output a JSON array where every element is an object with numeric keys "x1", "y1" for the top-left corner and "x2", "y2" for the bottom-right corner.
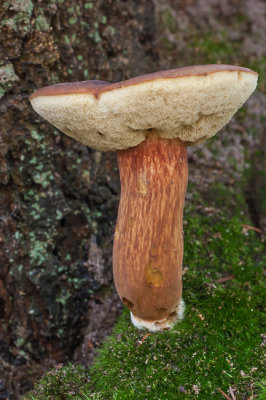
[{"x1": 30, "y1": 65, "x2": 258, "y2": 151}]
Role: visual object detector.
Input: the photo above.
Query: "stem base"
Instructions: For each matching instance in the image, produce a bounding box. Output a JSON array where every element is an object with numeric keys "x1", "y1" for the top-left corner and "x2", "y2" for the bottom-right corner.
[{"x1": 130, "y1": 298, "x2": 185, "y2": 332}]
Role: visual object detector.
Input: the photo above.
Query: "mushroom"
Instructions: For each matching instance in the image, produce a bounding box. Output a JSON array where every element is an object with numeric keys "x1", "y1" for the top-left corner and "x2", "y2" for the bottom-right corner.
[{"x1": 30, "y1": 65, "x2": 258, "y2": 331}]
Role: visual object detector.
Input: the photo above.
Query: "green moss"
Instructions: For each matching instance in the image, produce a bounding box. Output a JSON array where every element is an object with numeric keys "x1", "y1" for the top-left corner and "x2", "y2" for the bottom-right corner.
[
  {"x1": 236, "y1": 14, "x2": 247, "y2": 23},
  {"x1": 191, "y1": 32, "x2": 236, "y2": 63},
  {"x1": 25, "y1": 183, "x2": 265, "y2": 400},
  {"x1": 85, "y1": 201, "x2": 264, "y2": 399},
  {"x1": 244, "y1": 148, "x2": 266, "y2": 221},
  {"x1": 249, "y1": 56, "x2": 266, "y2": 93},
  {"x1": 256, "y1": 381, "x2": 266, "y2": 400},
  {"x1": 24, "y1": 364, "x2": 91, "y2": 400},
  {"x1": 160, "y1": 8, "x2": 177, "y2": 33}
]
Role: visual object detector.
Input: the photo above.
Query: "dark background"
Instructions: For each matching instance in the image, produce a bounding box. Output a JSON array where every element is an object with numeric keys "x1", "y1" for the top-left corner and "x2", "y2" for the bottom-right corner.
[{"x1": 0, "y1": 0, "x2": 265, "y2": 398}]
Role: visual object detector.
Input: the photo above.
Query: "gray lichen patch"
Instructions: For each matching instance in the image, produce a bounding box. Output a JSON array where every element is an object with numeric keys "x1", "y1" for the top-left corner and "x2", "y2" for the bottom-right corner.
[
  {"x1": 1, "y1": 0, "x2": 34, "y2": 35},
  {"x1": 35, "y1": 14, "x2": 50, "y2": 32},
  {"x1": 0, "y1": 62, "x2": 19, "y2": 97}
]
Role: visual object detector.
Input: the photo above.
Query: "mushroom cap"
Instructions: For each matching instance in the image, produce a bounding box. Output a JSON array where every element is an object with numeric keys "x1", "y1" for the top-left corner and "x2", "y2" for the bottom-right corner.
[{"x1": 30, "y1": 65, "x2": 258, "y2": 151}]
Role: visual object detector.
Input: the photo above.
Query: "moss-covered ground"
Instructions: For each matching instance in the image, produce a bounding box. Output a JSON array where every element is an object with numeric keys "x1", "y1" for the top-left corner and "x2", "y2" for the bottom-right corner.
[{"x1": 24, "y1": 184, "x2": 265, "y2": 400}]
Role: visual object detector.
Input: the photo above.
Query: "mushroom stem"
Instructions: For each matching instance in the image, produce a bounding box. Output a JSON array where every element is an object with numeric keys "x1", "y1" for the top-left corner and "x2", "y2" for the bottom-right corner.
[{"x1": 113, "y1": 135, "x2": 188, "y2": 331}]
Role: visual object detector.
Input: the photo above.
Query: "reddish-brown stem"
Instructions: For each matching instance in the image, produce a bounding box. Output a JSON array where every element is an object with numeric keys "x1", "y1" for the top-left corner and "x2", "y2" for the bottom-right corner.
[{"x1": 113, "y1": 136, "x2": 188, "y2": 325}]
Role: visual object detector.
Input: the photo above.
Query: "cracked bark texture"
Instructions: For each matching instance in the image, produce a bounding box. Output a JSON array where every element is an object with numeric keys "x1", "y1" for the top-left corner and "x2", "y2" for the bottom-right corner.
[{"x1": 0, "y1": 0, "x2": 265, "y2": 398}]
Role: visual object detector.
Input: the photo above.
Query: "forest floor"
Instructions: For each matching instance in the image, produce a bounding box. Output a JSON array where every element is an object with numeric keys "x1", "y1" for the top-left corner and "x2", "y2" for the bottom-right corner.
[{"x1": 24, "y1": 181, "x2": 265, "y2": 399}]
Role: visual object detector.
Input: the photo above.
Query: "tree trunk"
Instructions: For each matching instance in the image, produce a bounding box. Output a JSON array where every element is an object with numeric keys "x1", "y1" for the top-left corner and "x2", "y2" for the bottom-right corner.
[{"x1": 0, "y1": 0, "x2": 156, "y2": 397}]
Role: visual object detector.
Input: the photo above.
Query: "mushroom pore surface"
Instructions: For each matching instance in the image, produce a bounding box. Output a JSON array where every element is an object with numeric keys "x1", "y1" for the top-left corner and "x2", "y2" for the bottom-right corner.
[{"x1": 30, "y1": 65, "x2": 257, "y2": 151}]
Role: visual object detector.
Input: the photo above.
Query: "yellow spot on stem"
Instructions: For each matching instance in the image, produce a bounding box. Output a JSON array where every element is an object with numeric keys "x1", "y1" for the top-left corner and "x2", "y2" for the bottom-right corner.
[
  {"x1": 136, "y1": 173, "x2": 149, "y2": 196},
  {"x1": 114, "y1": 224, "x2": 119, "y2": 238},
  {"x1": 144, "y1": 263, "x2": 163, "y2": 287}
]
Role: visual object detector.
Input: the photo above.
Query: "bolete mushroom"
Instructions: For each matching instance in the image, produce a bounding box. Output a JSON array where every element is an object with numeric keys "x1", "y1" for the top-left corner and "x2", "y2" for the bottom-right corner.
[{"x1": 30, "y1": 65, "x2": 258, "y2": 331}]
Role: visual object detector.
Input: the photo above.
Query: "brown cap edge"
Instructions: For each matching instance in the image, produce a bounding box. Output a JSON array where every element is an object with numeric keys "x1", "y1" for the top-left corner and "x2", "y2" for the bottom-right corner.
[
  {"x1": 30, "y1": 64, "x2": 258, "y2": 100},
  {"x1": 29, "y1": 80, "x2": 109, "y2": 101}
]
